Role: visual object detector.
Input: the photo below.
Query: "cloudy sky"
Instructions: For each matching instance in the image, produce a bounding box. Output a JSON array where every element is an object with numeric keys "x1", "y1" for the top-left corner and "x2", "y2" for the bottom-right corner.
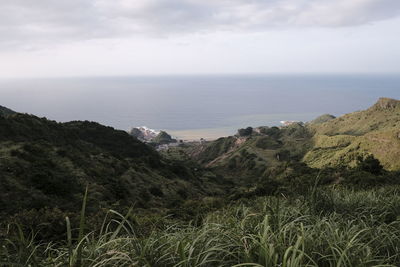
[{"x1": 0, "y1": 0, "x2": 400, "y2": 78}]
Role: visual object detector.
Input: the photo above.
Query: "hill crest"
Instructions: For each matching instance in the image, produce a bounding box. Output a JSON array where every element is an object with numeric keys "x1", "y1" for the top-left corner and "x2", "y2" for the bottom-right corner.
[
  {"x1": 370, "y1": 97, "x2": 400, "y2": 111},
  {"x1": 305, "y1": 97, "x2": 400, "y2": 170},
  {"x1": 0, "y1": 105, "x2": 16, "y2": 117}
]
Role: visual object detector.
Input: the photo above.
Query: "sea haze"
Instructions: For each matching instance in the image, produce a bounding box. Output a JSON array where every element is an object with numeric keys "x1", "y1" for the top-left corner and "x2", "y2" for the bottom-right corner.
[{"x1": 0, "y1": 74, "x2": 399, "y2": 140}]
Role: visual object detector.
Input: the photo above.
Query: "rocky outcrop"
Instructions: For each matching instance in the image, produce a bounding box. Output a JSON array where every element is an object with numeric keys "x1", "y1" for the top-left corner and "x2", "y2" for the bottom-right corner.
[
  {"x1": 371, "y1": 98, "x2": 400, "y2": 110},
  {"x1": 153, "y1": 131, "x2": 177, "y2": 144},
  {"x1": 129, "y1": 126, "x2": 159, "y2": 141}
]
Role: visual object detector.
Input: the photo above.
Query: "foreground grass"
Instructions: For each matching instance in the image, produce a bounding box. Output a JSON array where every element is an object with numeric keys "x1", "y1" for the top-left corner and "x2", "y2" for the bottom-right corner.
[{"x1": 2, "y1": 186, "x2": 400, "y2": 266}]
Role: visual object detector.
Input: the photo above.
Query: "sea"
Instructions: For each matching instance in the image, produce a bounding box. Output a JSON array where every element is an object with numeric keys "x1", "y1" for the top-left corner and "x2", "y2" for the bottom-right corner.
[{"x1": 0, "y1": 74, "x2": 399, "y2": 140}]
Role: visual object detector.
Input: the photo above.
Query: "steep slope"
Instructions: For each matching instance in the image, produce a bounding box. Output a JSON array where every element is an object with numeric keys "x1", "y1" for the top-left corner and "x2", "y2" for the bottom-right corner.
[
  {"x1": 305, "y1": 98, "x2": 400, "y2": 170},
  {"x1": 0, "y1": 111, "x2": 216, "y2": 218}
]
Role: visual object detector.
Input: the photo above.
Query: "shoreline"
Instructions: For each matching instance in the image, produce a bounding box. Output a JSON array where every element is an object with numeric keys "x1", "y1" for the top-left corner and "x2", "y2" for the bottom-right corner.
[
  {"x1": 167, "y1": 127, "x2": 235, "y2": 141},
  {"x1": 165, "y1": 112, "x2": 323, "y2": 141}
]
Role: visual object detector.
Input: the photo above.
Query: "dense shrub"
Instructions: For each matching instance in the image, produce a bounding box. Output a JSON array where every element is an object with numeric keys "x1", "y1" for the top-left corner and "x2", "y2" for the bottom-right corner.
[
  {"x1": 255, "y1": 136, "x2": 282, "y2": 149},
  {"x1": 237, "y1": 127, "x2": 253, "y2": 137},
  {"x1": 260, "y1": 126, "x2": 281, "y2": 138}
]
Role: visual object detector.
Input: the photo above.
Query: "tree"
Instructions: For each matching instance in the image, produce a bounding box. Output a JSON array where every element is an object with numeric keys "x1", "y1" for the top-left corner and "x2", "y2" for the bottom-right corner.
[
  {"x1": 357, "y1": 155, "x2": 383, "y2": 175},
  {"x1": 237, "y1": 127, "x2": 253, "y2": 137}
]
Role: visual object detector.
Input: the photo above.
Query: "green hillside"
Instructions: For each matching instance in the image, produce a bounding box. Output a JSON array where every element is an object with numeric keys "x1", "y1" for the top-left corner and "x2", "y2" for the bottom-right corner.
[
  {"x1": 191, "y1": 123, "x2": 313, "y2": 185},
  {"x1": 305, "y1": 98, "x2": 400, "y2": 170},
  {"x1": 186, "y1": 97, "x2": 400, "y2": 189},
  {"x1": 0, "y1": 112, "x2": 222, "y2": 224}
]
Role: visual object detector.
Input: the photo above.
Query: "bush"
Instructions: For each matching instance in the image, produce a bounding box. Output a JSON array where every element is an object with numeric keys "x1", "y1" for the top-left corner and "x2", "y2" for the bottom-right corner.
[
  {"x1": 237, "y1": 127, "x2": 253, "y2": 137},
  {"x1": 357, "y1": 155, "x2": 383, "y2": 175}
]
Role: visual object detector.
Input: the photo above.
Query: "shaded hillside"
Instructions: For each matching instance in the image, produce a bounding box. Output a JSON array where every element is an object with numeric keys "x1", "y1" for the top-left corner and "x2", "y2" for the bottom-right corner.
[
  {"x1": 0, "y1": 105, "x2": 16, "y2": 117},
  {"x1": 0, "y1": 112, "x2": 220, "y2": 219},
  {"x1": 305, "y1": 98, "x2": 400, "y2": 170}
]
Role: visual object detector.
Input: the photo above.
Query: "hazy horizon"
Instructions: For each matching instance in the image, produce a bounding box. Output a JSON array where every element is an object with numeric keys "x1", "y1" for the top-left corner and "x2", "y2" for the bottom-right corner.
[{"x1": 1, "y1": 74, "x2": 399, "y2": 139}]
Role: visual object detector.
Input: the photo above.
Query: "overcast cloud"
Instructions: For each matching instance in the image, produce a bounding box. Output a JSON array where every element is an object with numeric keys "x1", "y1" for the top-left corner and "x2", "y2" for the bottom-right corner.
[
  {"x1": 0, "y1": 0, "x2": 399, "y2": 77},
  {"x1": 1, "y1": 0, "x2": 400, "y2": 47}
]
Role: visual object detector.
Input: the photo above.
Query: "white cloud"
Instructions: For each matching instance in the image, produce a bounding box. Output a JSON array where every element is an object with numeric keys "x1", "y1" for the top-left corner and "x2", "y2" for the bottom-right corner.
[{"x1": 0, "y1": 0, "x2": 399, "y2": 49}]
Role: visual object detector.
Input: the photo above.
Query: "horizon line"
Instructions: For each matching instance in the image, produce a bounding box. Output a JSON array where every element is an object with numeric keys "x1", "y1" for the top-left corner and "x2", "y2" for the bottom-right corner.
[{"x1": 1, "y1": 72, "x2": 400, "y2": 81}]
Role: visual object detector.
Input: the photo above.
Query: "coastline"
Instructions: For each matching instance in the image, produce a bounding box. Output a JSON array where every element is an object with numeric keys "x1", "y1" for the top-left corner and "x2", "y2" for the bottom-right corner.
[
  {"x1": 167, "y1": 127, "x2": 235, "y2": 141},
  {"x1": 165, "y1": 112, "x2": 322, "y2": 141}
]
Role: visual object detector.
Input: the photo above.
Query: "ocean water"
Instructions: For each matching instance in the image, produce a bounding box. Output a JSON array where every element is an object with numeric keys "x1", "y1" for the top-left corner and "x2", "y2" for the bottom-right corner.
[{"x1": 0, "y1": 74, "x2": 399, "y2": 139}]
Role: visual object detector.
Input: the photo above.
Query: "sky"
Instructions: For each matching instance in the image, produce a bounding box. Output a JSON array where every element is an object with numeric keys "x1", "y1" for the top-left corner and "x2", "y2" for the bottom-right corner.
[{"x1": 0, "y1": 0, "x2": 400, "y2": 78}]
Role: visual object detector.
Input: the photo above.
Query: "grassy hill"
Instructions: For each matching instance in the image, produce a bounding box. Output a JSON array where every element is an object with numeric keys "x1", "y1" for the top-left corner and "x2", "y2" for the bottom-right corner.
[
  {"x1": 305, "y1": 98, "x2": 400, "y2": 170},
  {"x1": 190, "y1": 123, "x2": 313, "y2": 185}
]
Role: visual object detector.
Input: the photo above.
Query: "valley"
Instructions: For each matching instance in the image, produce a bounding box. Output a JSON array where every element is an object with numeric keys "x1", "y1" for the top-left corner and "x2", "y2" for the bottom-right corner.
[{"x1": 1, "y1": 98, "x2": 400, "y2": 266}]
